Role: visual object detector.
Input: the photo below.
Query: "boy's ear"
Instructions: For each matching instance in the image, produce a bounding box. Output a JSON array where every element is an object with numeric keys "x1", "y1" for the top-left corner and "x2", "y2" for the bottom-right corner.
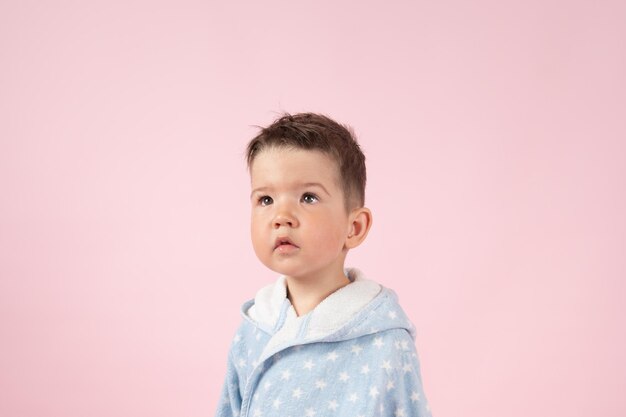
[{"x1": 345, "y1": 207, "x2": 373, "y2": 250}]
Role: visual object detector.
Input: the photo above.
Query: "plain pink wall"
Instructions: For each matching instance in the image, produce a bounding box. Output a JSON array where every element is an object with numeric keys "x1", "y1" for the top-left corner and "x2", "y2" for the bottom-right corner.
[{"x1": 1, "y1": 1, "x2": 625, "y2": 416}]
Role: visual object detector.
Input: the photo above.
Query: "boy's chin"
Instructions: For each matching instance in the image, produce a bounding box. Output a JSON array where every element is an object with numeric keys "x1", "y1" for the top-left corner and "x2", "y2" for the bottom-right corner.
[
  {"x1": 264, "y1": 265, "x2": 299, "y2": 278},
  {"x1": 258, "y1": 261, "x2": 307, "y2": 279},
  {"x1": 262, "y1": 263, "x2": 343, "y2": 281}
]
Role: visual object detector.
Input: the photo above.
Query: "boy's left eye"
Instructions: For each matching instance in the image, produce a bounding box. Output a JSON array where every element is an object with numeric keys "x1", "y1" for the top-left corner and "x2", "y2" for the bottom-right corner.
[{"x1": 302, "y1": 193, "x2": 319, "y2": 204}]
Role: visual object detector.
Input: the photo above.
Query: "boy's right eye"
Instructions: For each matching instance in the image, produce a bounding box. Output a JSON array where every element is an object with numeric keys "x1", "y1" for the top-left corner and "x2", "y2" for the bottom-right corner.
[{"x1": 258, "y1": 196, "x2": 273, "y2": 206}]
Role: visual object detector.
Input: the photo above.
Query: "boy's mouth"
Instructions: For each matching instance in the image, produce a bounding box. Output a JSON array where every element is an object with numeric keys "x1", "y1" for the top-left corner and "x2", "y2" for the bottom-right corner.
[{"x1": 274, "y1": 236, "x2": 299, "y2": 250}]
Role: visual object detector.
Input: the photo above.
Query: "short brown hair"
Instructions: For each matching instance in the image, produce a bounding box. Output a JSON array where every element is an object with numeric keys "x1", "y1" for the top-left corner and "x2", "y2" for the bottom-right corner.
[{"x1": 245, "y1": 113, "x2": 366, "y2": 212}]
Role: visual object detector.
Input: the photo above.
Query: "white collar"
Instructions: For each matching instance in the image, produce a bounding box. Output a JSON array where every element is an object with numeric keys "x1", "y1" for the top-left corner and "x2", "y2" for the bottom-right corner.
[{"x1": 247, "y1": 267, "x2": 381, "y2": 356}]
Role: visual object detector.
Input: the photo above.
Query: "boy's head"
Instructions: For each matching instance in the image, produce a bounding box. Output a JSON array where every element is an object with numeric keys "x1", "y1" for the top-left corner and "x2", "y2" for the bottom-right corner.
[
  {"x1": 245, "y1": 113, "x2": 372, "y2": 281},
  {"x1": 245, "y1": 113, "x2": 366, "y2": 214}
]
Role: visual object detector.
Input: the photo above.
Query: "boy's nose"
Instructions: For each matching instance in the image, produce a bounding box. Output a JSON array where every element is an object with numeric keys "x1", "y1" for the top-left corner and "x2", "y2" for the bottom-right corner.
[{"x1": 273, "y1": 212, "x2": 298, "y2": 228}]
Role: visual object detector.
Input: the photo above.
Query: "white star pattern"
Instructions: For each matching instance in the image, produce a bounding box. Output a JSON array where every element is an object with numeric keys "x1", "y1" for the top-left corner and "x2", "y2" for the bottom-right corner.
[
  {"x1": 339, "y1": 372, "x2": 350, "y2": 382},
  {"x1": 402, "y1": 363, "x2": 412, "y2": 374},
  {"x1": 326, "y1": 351, "x2": 339, "y2": 362},
  {"x1": 386, "y1": 380, "x2": 396, "y2": 391},
  {"x1": 264, "y1": 381, "x2": 272, "y2": 391},
  {"x1": 351, "y1": 345, "x2": 363, "y2": 355},
  {"x1": 292, "y1": 388, "x2": 303, "y2": 399},
  {"x1": 315, "y1": 379, "x2": 327, "y2": 389},
  {"x1": 348, "y1": 393, "x2": 359, "y2": 403},
  {"x1": 237, "y1": 358, "x2": 246, "y2": 367},
  {"x1": 369, "y1": 386, "x2": 379, "y2": 398},
  {"x1": 273, "y1": 398, "x2": 282, "y2": 409},
  {"x1": 328, "y1": 400, "x2": 338, "y2": 411},
  {"x1": 253, "y1": 409, "x2": 262, "y2": 417},
  {"x1": 281, "y1": 370, "x2": 292, "y2": 381},
  {"x1": 360, "y1": 364, "x2": 370, "y2": 374},
  {"x1": 305, "y1": 408, "x2": 316, "y2": 417},
  {"x1": 411, "y1": 391, "x2": 421, "y2": 402},
  {"x1": 400, "y1": 340, "x2": 409, "y2": 350},
  {"x1": 395, "y1": 408, "x2": 406, "y2": 417},
  {"x1": 233, "y1": 334, "x2": 241, "y2": 343},
  {"x1": 303, "y1": 360, "x2": 315, "y2": 370},
  {"x1": 373, "y1": 337, "x2": 384, "y2": 348},
  {"x1": 388, "y1": 311, "x2": 398, "y2": 319},
  {"x1": 381, "y1": 360, "x2": 392, "y2": 371}
]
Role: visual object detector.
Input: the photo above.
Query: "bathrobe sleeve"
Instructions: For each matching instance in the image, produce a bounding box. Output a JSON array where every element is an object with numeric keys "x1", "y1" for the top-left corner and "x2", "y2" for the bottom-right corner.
[
  {"x1": 382, "y1": 348, "x2": 431, "y2": 417},
  {"x1": 215, "y1": 350, "x2": 242, "y2": 417}
]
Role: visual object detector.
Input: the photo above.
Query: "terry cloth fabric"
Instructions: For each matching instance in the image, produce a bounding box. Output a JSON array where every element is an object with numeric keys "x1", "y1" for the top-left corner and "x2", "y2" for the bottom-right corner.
[{"x1": 215, "y1": 267, "x2": 432, "y2": 417}]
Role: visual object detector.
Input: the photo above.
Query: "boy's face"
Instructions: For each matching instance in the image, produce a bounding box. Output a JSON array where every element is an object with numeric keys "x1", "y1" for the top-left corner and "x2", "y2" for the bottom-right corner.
[{"x1": 250, "y1": 147, "x2": 352, "y2": 281}]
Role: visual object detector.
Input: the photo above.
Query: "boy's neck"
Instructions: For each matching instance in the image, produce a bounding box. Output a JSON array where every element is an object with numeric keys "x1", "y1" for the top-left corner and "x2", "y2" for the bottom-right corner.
[{"x1": 285, "y1": 267, "x2": 351, "y2": 317}]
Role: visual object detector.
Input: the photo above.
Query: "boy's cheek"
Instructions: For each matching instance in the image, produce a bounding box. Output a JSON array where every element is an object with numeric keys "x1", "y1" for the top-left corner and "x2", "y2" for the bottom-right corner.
[{"x1": 251, "y1": 211, "x2": 272, "y2": 223}]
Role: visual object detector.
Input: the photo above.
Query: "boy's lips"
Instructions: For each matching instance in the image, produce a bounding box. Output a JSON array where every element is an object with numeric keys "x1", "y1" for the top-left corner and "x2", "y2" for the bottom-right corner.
[{"x1": 274, "y1": 236, "x2": 299, "y2": 250}]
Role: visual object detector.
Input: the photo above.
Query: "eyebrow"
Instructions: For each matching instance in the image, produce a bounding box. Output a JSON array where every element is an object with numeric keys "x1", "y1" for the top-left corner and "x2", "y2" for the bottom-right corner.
[{"x1": 250, "y1": 182, "x2": 331, "y2": 199}]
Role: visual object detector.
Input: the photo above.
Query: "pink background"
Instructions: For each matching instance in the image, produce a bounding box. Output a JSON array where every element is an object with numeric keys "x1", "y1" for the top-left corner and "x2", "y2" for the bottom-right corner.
[{"x1": 1, "y1": 1, "x2": 625, "y2": 416}]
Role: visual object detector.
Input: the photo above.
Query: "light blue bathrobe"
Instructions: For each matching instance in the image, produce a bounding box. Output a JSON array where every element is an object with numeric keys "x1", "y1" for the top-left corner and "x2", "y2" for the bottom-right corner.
[{"x1": 216, "y1": 268, "x2": 432, "y2": 417}]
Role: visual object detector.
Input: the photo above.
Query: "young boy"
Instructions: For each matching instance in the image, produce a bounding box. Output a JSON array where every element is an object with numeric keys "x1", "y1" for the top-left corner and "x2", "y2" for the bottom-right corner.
[{"x1": 216, "y1": 113, "x2": 431, "y2": 417}]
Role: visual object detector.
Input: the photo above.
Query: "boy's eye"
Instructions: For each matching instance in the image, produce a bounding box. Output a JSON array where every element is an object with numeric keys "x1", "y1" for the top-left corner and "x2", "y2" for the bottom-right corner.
[
  {"x1": 302, "y1": 193, "x2": 319, "y2": 204},
  {"x1": 258, "y1": 196, "x2": 273, "y2": 206}
]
